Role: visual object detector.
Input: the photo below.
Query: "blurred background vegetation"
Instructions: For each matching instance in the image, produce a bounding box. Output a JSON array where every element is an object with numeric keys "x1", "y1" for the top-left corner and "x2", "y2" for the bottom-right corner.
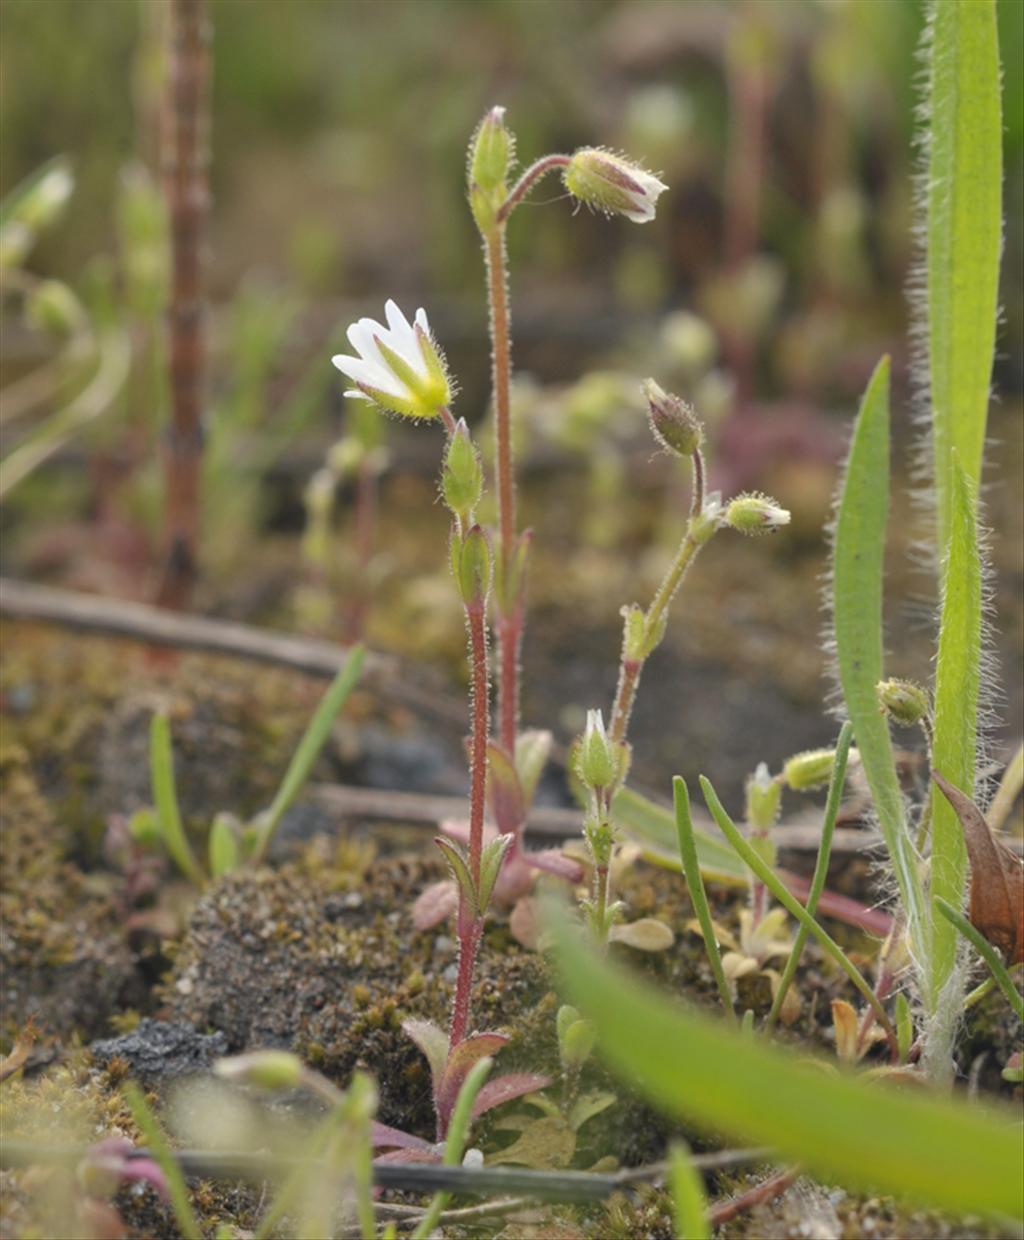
[{"x1": 1, "y1": 0, "x2": 1021, "y2": 781}]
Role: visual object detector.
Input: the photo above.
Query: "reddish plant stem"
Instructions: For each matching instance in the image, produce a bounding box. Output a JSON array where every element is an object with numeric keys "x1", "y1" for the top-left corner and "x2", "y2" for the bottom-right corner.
[
  {"x1": 156, "y1": 0, "x2": 210, "y2": 611},
  {"x1": 483, "y1": 227, "x2": 520, "y2": 756},
  {"x1": 449, "y1": 573, "x2": 491, "y2": 1051},
  {"x1": 496, "y1": 154, "x2": 572, "y2": 223},
  {"x1": 708, "y1": 1167, "x2": 798, "y2": 1227}
]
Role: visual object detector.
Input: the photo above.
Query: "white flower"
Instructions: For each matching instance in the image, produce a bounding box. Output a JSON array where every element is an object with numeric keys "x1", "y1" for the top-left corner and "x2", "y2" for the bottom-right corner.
[
  {"x1": 563, "y1": 149, "x2": 667, "y2": 224},
  {"x1": 723, "y1": 492, "x2": 791, "y2": 536},
  {"x1": 332, "y1": 299, "x2": 451, "y2": 419}
]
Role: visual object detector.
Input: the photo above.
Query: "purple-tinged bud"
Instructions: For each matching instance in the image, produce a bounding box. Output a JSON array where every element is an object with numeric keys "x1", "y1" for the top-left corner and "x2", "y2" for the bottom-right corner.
[
  {"x1": 563, "y1": 148, "x2": 667, "y2": 224},
  {"x1": 643, "y1": 378, "x2": 703, "y2": 456},
  {"x1": 450, "y1": 524, "x2": 492, "y2": 609}
]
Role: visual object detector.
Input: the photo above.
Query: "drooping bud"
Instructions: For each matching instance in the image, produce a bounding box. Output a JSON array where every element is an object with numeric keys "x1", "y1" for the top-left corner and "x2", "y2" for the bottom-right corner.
[
  {"x1": 214, "y1": 1051, "x2": 304, "y2": 1091},
  {"x1": 876, "y1": 679, "x2": 930, "y2": 728},
  {"x1": 578, "y1": 709, "x2": 615, "y2": 791},
  {"x1": 442, "y1": 418, "x2": 483, "y2": 521},
  {"x1": 782, "y1": 748, "x2": 842, "y2": 791},
  {"x1": 468, "y1": 106, "x2": 514, "y2": 232},
  {"x1": 563, "y1": 148, "x2": 667, "y2": 224},
  {"x1": 451, "y1": 524, "x2": 492, "y2": 609},
  {"x1": 723, "y1": 492, "x2": 791, "y2": 536},
  {"x1": 643, "y1": 378, "x2": 703, "y2": 456},
  {"x1": 745, "y1": 762, "x2": 782, "y2": 830}
]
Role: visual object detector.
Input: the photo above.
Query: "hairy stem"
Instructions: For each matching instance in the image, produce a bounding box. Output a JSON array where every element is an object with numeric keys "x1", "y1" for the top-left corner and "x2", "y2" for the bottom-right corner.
[
  {"x1": 483, "y1": 227, "x2": 521, "y2": 755},
  {"x1": 497, "y1": 154, "x2": 572, "y2": 223},
  {"x1": 449, "y1": 913, "x2": 483, "y2": 1050}
]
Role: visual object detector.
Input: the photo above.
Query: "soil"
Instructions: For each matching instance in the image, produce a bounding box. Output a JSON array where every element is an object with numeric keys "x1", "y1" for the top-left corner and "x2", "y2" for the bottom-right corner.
[{"x1": 1, "y1": 610, "x2": 1021, "y2": 1240}]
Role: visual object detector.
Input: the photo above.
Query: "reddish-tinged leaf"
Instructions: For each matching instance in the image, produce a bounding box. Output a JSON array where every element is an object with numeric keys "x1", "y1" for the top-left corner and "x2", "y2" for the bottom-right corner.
[
  {"x1": 509, "y1": 896, "x2": 540, "y2": 949},
  {"x1": 80, "y1": 1137, "x2": 170, "y2": 1203},
  {"x1": 471, "y1": 1072, "x2": 553, "y2": 1120},
  {"x1": 933, "y1": 770, "x2": 1024, "y2": 965},
  {"x1": 412, "y1": 879, "x2": 458, "y2": 930},
  {"x1": 527, "y1": 849, "x2": 585, "y2": 882},
  {"x1": 370, "y1": 1121, "x2": 432, "y2": 1152},
  {"x1": 438, "y1": 1032, "x2": 508, "y2": 1119},
  {"x1": 372, "y1": 1146, "x2": 441, "y2": 1165},
  {"x1": 780, "y1": 869, "x2": 893, "y2": 938},
  {"x1": 487, "y1": 741, "x2": 525, "y2": 834},
  {"x1": 401, "y1": 1019, "x2": 449, "y2": 1097}
]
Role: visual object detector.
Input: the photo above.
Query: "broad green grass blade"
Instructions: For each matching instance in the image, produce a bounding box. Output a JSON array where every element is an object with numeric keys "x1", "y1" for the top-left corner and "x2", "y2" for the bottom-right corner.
[
  {"x1": 149, "y1": 713, "x2": 204, "y2": 886},
  {"x1": 832, "y1": 358, "x2": 924, "y2": 948},
  {"x1": 929, "y1": 460, "x2": 982, "y2": 1016},
  {"x1": 252, "y1": 645, "x2": 365, "y2": 862},
  {"x1": 925, "y1": 0, "x2": 1001, "y2": 553},
  {"x1": 613, "y1": 784, "x2": 746, "y2": 883},
  {"x1": 550, "y1": 915, "x2": 1024, "y2": 1221}
]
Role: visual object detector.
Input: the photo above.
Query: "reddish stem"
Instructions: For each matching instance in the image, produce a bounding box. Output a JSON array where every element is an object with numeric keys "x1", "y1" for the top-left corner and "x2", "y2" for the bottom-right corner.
[
  {"x1": 708, "y1": 1167, "x2": 798, "y2": 1227},
  {"x1": 449, "y1": 913, "x2": 483, "y2": 1053},
  {"x1": 497, "y1": 154, "x2": 572, "y2": 223},
  {"x1": 156, "y1": 0, "x2": 210, "y2": 611}
]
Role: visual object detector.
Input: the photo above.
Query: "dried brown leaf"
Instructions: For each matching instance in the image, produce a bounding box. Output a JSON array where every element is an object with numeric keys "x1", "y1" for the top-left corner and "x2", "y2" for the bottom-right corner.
[{"x1": 932, "y1": 770, "x2": 1024, "y2": 965}]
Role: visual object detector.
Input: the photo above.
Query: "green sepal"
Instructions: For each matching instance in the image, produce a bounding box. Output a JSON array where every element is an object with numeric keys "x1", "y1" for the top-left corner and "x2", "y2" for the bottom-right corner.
[
  {"x1": 434, "y1": 836, "x2": 478, "y2": 914},
  {"x1": 478, "y1": 832, "x2": 515, "y2": 913},
  {"x1": 515, "y1": 729, "x2": 552, "y2": 808},
  {"x1": 209, "y1": 813, "x2": 241, "y2": 878}
]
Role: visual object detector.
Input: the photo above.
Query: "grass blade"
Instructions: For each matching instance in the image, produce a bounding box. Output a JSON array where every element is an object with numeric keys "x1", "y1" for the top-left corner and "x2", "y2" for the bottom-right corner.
[
  {"x1": 699, "y1": 775, "x2": 893, "y2": 1041},
  {"x1": 252, "y1": 644, "x2": 365, "y2": 862},
  {"x1": 925, "y1": 0, "x2": 1002, "y2": 552},
  {"x1": 668, "y1": 1141, "x2": 710, "y2": 1240},
  {"x1": 766, "y1": 722, "x2": 853, "y2": 1031},
  {"x1": 831, "y1": 357, "x2": 924, "y2": 953},
  {"x1": 123, "y1": 1082, "x2": 203, "y2": 1240},
  {"x1": 550, "y1": 914, "x2": 1024, "y2": 1220},
  {"x1": 614, "y1": 784, "x2": 747, "y2": 883},
  {"x1": 673, "y1": 776, "x2": 735, "y2": 1023},
  {"x1": 928, "y1": 460, "x2": 982, "y2": 1027},
  {"x1": 935, "y1": 897, "x2": 1023, "y2": 1022},
  {"x1": 149, "y1": 713, "x2": 204, "y2": 886}
]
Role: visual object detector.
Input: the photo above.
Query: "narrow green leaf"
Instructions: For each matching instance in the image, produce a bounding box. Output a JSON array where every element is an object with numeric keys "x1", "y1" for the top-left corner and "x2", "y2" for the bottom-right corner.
[
  {"x1": 149, "y1": 714, "x2": 204, "y2": 886},
  {"x1": 668, "y1": 1141, "x2": 710, "y2": 1240},
  {"x1": 766, "y1": 722, "x2": 853, "y2": 1031},
  {"x1": 613, "y1": 784, "x2": 746, "y2": 883},
  {"x1": 251, "y1": 645, "x2": 365, "y2": 863},
  {"x1": 208, "y1": 814, "x2": 241, "y2": 878},
  {"x1": 929, "y1": 460, "x2": 982, "y2": 1010},
  {"x1": 926, "y1": 0, "x2": 1002, "y2": 552},
  {"x1": 700, "y1": 776, "x2": 893, "y2": 1040},
  {"x1": 673, "y1": 776, "x2": 735, "y2": 1023},
  {"x1": 123, "y1": 1082, "x2": 203, "y2": 1240},
  {"x1": 832, "y1": 358, "x2": 924, "y2": 947},
  {"x1": 550, "y1": 915, "x2": 1023, "y2": 1220},
  {"x1": 935, "y1": 897, "x2": 1023, "y2": 1021}
]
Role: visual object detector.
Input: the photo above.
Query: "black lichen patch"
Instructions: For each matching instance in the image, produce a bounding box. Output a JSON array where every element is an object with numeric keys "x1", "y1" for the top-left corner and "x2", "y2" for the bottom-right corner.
[{"x1": 91, "y1": 1019, "x2": 229, "y2": 1086}]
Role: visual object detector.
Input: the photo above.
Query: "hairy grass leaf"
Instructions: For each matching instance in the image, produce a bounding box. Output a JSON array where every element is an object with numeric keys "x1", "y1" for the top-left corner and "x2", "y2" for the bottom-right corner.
[
  {"x1": 831, "y1": 357, "x2": 924, "y2": 950},
  {"x1": 925, "y1": 0, "x2": 1002, "y2": 552},
  {"x1": 551, "y1": 915, "x2": 1023, "y2": 1221}
]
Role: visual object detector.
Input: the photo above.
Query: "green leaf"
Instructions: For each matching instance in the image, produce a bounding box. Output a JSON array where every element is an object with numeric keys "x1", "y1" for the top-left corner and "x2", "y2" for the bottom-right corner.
[
  {"x1": 550, "y1": 915, "x2": 1024, "y2": 1221},
  {"x1": 251, "y1": 645, "x2": 365, "y2": 863},
  {"x1": 925, "y1": 0, "x2": 1002, "y2": 553},
  {"x1": 208, "y1": 814, "x2": 241, "y2": 879},
  {"x1": 935, "y1": 897, "x2": 1023, "y2": 1021},
  {"x1": 668, "y1": 1141, "x2": 710, "y2": 1240},
  {"x1": 123, "y1": 1082, "x2": 203, "y2": 1240},
  {"x1": 612, "y1": 784, "x2": 746, "y2": 883},
  {"x1": 929, "y1": 460, "x2": 982, "y2": 1011},
  {"x1": 149, "y1": 714, "x2": 204, "y2": 886},
  {"x1": 831, "y1": 358, "x2": 924, "y2": 949}
]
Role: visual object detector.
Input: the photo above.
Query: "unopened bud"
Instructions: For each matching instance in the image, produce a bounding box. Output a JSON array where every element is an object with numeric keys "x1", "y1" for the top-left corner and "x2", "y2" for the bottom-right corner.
[
  {"x1": 643, "y1": 379, "x2": 702, "y2": 456},
  {"x1": 745, "y1": 763, "x2": 782, "y2": 830},
  {"x1": 782, "y1": 748, "x2": 839, "y2": 791},
  {"x1": 723, "y1": 492, "x2": 790, "y2": 536},
  {"x1": 563, "y1": 148, "x2": 667, "y2": 224},
  {"x1": 27, "y1": 279, "x2": 85, "y2": 337},
  {"x1": 469, "y1": 106, "x2": 513, "y2": 194},
  {"x1": 214, "y1": 1051, "x2": 304, "y2": 1091},
  {"x1": 876, "y1": 679, "x2": 930, "y2": 727},
  {"x1": 578, "y1": 709, "x2": 615, "y2": 791},
  {"x1": 451, "y1": 524, "x2": 491, "y2": 608},
  {"x1": 442, "y1": 419, "x2": 483, "y2": 520}
]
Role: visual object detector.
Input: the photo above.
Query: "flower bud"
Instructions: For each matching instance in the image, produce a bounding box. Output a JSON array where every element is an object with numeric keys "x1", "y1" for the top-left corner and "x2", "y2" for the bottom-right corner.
[
  {"x1": 214, "y1": 1051, "x2": 304, "y2": 1091},
  {"x1": 745, "y1": 763, "x2": 782, "y2": 831},
  {"x1": 563, "y1": 148, "x2": 667, "y2": 224},
  {"x1": 578, "y1": 709, "x2": 615, "y2": 791},
  {"x1": 643, "y1": 379, "x2": 703, "y2": 456},
  {"x1": 875, "y1": 679, "x2": 930, "y2": 727},
  {"x1": 723, "y1": 492, "x2": 790, "y2": 536},
  {"x1": 469, "y1": 106, "x2": 513, "y2": 194},
  {"x1": 442, "y1": 419, "x2": 483, "y2": 520},
  {"x1": 451, "y1": 524, "x2": 491, "y2": 609},
  {"x1": 782, "y1": 748, "x2": 839, "y2": 792}
]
